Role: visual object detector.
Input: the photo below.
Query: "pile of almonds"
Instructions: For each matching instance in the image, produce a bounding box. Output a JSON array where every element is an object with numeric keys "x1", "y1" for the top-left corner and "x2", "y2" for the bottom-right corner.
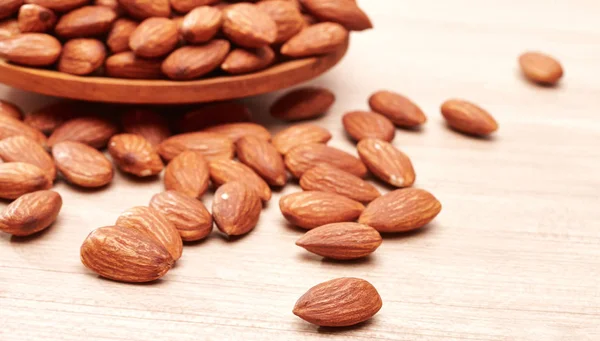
[{"x1": 0, "y1": 0, "x2": 371, "y2": 80}]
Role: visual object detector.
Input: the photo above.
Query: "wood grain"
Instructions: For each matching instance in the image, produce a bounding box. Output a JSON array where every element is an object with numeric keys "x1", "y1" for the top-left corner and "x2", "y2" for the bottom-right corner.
[{"x1": 1, "y1": 1, "x2": 600, "y2": 340}]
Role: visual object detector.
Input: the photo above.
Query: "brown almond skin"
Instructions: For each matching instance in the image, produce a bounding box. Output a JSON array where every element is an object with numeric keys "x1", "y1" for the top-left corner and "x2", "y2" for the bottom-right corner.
[
  {"x1": 120, "y1": 108, "x2": 171, "y2": 147},
  {"x1": 0, "y1": 162, "x2": 52, "y2": 199},
  {"x1": 48, "y1": 116, "x2": 119, "y2": 149},
  {"x1": 0, "y1": 190, "x2": 62, "y2": 236},
  {"x1": 55, "y1": 6, "x2": 117, "y2": 38},
  {"x1": 271, "y1": 87, "x2": 335, "y2": 121},
  {"x1": 0, "y1": 115, "x2": 47, "y2": 146},
  {"x1": 129, "y1": 17, "x2": 178, "y2": 58},
  {"x1": 369, "y1": 91, "x2": 427, "y2": 128},
  {"x1": 519, "y1": 51, "x2": 563, "y2": 85},
  {"x1": 25, "y1": 0, "x2": 88, "y2": 12},
  {"x1": 272, "y1": 124, "x2": 331, "y2": 155},
  {"x1": 343, "y1": 111, "x2": 395, "y2": 142},
  {"x1": 359, "y1": 188, "x2": 442, "y2": 233},
  {"x1": 175, "y1": 101, "x2": 251, "y2": 133},
  {"x1": 236, "y1": 135, "x2": 286, "y2": 186},
  {"x1": 108, "y1": 134, "x2": 164, "y2": 177},
  {"x1": 0, "y1": 19, "x2": 21, "y2": 40},
  {"x1": 221, "y1": 46, "x2": 275, "y2": 75},
  {"x1": 181, "y1": 6, "x2": 222, "y2": 44},
  {"x1": 116, "y1": 206, "x2": 183, "y2": 261},
  {"x1": 296, "y1": 223, "x2": 382, "y2": 260},
  {"x1": 162, "y1": 40, "x2": 230, "y2": 80},
  {"x1": 357, "y1": 138, "x2": 415, "y2": 188},
  {"x1": 256, "y1": 0, "x2": 303, "y2": 43},
  {"x1": 209, "y1": 159, "x2": 271, "y2": 201},
  {"x1": 0, "y1": 33, "x2": 61, "y2": 66},
  {"x1": 17, "y1": 4, "x2": 57, "y2": 33},
  {"x1": 80, "y1": 225, "x2": 174, "y2": 283},
  {"x1": 279, "y1": 191, "x2": 364, "y2": 229},
  {"x1": 300, "y1": 163, "x2": 379, "y2": 203},
  {"x1": 212, "y1": 181, "x2": 261, "y2": 236},
  {"x1": 285, "y1": 143, "x2": 367, "y2": 178},
  {"x1": 0, "y1": 0, "x2": 22, "y2": 20},
  {"x1": 164, "y1": 150, "x2": 209, "y2": 198},
  {"x1": 281, "y1": 22, "x2": 348, "y2": 58},
  {"x1": 170, "y1": 0, "x2": 220, "y2": 14},
  {"x1": 203, "y1": 122, "x2": 271, "y2": 142},
  {"x1": 107, "y1": 18, "x2": 138, "y2": 53},
  {"x1": 24, "y1": 101, "x2": 81, "y2": 134},
  {"x1": 52, "y1": 141, "x2": 114, "y2": 188},
  {"x1": 150, "y1": 191, "x2": 213, "y2": 242},
  {"x1": 157, "y1": 131, "x2": 234, "y2": 162},
  {"x1": 58, "y1": 38, "x2": 106, "y2": 75},
  {"x1": 0, "y1": 100, "x2": 22, "y2": 120},
  {"x1": 105, "y1": 51, "x2": 164, "y2": 79},
  {"x1": 222, "y1": 3, "x2": 277, "y2": 48},
  {"x1": 118, "y1": 0, "x2": 171, "y2": 19},
  {"x1": 0, "y1": 135, "x2": 56, "y2": 181},
  {"x1": 300, "y1": 0, "x2": 373, "y2": 31},
  {"x1": 440, "y1": 99, "x2": 498, "y2": 136},
  {"x1": 294, "y1": 277, "x2": 382, "y2": 327},
  {"x1": 95, "y1": 0, "x2": 121, "y2": 12}
]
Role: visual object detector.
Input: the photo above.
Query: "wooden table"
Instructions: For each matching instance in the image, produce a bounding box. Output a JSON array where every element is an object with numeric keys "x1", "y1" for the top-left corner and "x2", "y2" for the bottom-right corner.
[{"x1": 1, "y1": 1, "x2": 599, "y2": 340}]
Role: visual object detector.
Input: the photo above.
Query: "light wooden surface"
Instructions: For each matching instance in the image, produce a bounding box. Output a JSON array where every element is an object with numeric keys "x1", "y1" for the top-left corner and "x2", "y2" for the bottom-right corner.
[{"x1": 1, "y1": 1, "x2": 600, "y2": 340}]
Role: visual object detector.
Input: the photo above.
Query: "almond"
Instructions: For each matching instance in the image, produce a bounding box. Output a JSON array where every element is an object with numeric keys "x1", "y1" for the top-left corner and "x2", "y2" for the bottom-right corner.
[
  {"x1": 342, "y1": 110, "x2": 395, "y2": 142},
  {"x1": 272, "y1": 124, "x2": 331, "y2": 155},
  {"x1": 118, "y1": 0, "x2": 170, "y2": 19},
  {"x1": 299, "y1": 163, "x2": 379, "y2": 203},
  {"x1": 108, "y1": 134, "x2": 164, "y2": 177},
  {"x1": 0, "y1": 190, "x2": 61, "y2": 236},
  {"x1": 150, "y1": 191, "x2": 213, "y2": 241},
  {"x1": 157, "y1": 131, "x2": 234, "y2": 162},
  {"x1": 48, "y1": 116, "x2": 118, "y2": 149},
  {"x1": 0, "y1": 162, "x2": 51, "y2": 199},
  {"x1": 236, "y1": 135, "x2": 286, "y2": 186},
  {"x1": 0, "y1": 99, "x2": 23, "y2": 120},
  {"x1": 209, "y1": 159, "x2": 271, "y2": 201},
  {"x1": 25, "y1": 0, "x2": 88, "y2": 12},
  {"x1": 17, "y1": 4, "x2": 57, "y2": 33},
  {"x1": 107, "y1": 18, "x2": 138, "y2": 53},
  {"x1": 285, "y1": 143, "x2": 367, "y2": 178},
  {"x1": 279, "y1": 191, "x2": 364, "y2": 229},
  {"x1": 519, "y1": 51, "x2": 563, "y2": 85},
  {"x1": 95, "y1": 0, "x2": 121, "y2": 12},
  {"x1": 368, "y1": 90, "x2": 427, "y2": 128},
  {"x1": 294, "y1": 277, "x2": 382, "y2": 327},
  {"x1": 175, "y1": 101, "x2": 251, "y2": 133},
  {"x1": 0, "y1": 0, "x2": 22, "y2": 20},
  {"x1": 52, "y1": 141, "x2": 114, "y2": 188},
  {"x1": 300, "y1": 0, "x2": 372, "y2": 31},
  {"x1": 440, "y1": 99, "x2": 498, "y2": 136},
  {"x1": 116, "y1": 206, "x2": 183, "y2": 261},
  {"x1": 170, "y1": 0, "x2": 220, "y2": 14},
  {"x1": 357, "y1": 138, "x2": 415, "y2": 188},
  {"x1": 221, "y1": 46, "x2": 275, "y2": 75},
  {"x1": 281, "y1": 22, "x2": 348, "y2": 58},
  {"x1": 24, "y1": 101, "x2": 83, "y2": 134},
  {"x1": 55, "y1": 6, "x2": 117, "y2": 38},
  {"x1": 180, "y1": 6, "x2": 222, "y2": 44},
  {"x1": 0, "y1": 19, "x2": 20, "y2": 40},
  {"x1": 120, "y1": 108, "x2": 171, "y2": 147},
  {"x1": 162, "y1": 40, "x2": 230, "y2": 80},
  {"x1": 256, "y1": 0, "x2": 303, "y2": 43},
  {"x1": 0, "y1": 115, "x2": 47, "y2": 146},
  {"x1": 58, "y1": 38, "x2": 106, "y2": 75},
  {"x1": 0, "y1": 136, "x2": 56, "y2": 181},
  {"x1": 222, "y1": 3, "x2": 277, "y2": 48},
  {"x1": 212, "y1": 181, "x2": 261, "y2": 236},
  {"x1": 129, "y1": 17, "x2": 178, "y2": 58},
  {"x1": 0, "y1": 33, "x2": 61, "y2": 66},
  {"x1": 203, "y1": 122, "x2": 271, "y2": 142},
  {"x1": 270, "y1": 87, "x2": 335, "y2": 121},
  {"x1": 359, "y1": 188, "x2": 441, "y2": 233},
  {"x1": 296, "y1": 222, "x2": 382, "y2": 260},
  {"x1": 80, "y1": 225, "x2": 174, "y2": 283},
  {"x1": 105, "y1": 51, "x2": 164, "y2": 79},
  {"x1": 164, "y1": 150, "x2": 209, "y2": 198}
]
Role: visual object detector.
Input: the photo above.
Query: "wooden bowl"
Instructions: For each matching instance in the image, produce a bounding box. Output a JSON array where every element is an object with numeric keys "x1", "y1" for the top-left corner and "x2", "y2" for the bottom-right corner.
[{"x1": 0, "y1": 42, "x2": 348, "y2": 104}]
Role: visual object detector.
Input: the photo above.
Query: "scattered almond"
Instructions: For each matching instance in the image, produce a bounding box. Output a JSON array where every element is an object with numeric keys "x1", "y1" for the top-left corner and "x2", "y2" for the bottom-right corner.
[
  {"x1": 284, "y1": 143, "x2": 367, "y2": 178},
  {"x1": 52, "y1": 141, "x2": 114, "y2": 188},
  {"x1": 236, "y1": 135, "x2": 286, "y2": 186},
  {"x1": 221, "y1": 46, "x2": 275, "y2": 75},
  {"x1": 118, "y1": 0, "x2": 171, "y2": 19},
  {"x1": 180, "y1": 6, "x2": 222, "y2": 44},
  {"x1": 0, "y1": 99, "x2": 22, "y2": 120},
  {"x1": 17, "y1": 4, "x2": 57, "y2": 33},
  {"x1": 120, "y1": 108, "x2": 171, "y2": 147},
  {"x1": 0, "y1": 162, "x2": 52, "y2": 199},
  {"x1": 105, "y1": 51, "x2": 164, "y2": 79},
  {"x1": 164, "y1": 150, "x2": 210, "y2": 198},
  {"x1": 0, "y1": 115, "x2": 47, "y2": 146},
  {"x1": 368, "y1": 90, "x2": 427, "y2": 128},
  {"x1": 25, "y1": 0, "x2": 88, "y2": 12},
  {"x1": 24, "y1": 101, "x2": 82, "y2": 134},
  {"x1": 281, "y1": 22, "x2": 348, "y2": 57},
  {"x1": 48, "y1": 116, "x2": 119, "y2": 148},
  {"x1": 212, "y1": 181, "x2": 262, "y2": 236},
  {"x1": 342, "y1": 110, "x2": 395, "y2": 142},
  {"x1": 161, "y1": 40, "x2": 230, "y2": 80},
  {"x1": 54, "y1": 6, "x2": 117, "y2": 38},
  {"x1": 209, "y1": 159, "x2": 272, "y2": 201},
  {"x1": 296, "y1": 222, "x2": 382, "y2": 260},
  {"x1": 357, "y1": 138, "x2": 415, "y2": 188},
  {"x1": 107, "y1": 18, "x2": 138, "y2": 53},
  {"x1": 170, "y1": 0, "x2": 220, "y2": 14},
  {"x1": 58, "y1": 38, "x2": 106, "y2": 75},
  {"x1": 300, "y1": 0, "x2": 373, "y2": 31},
  {"x1": 299, "y1": 163, "x2": 379, "y2": 202},
  {"x1": 157, "y1": 131, "x2": 234, "y2": 162},
  {"x1": 129, "y1": 17, "x2": 178, "y2": 58},
  {"x1": 256, "y1": 0, "x2": 304, "y2": 43},
  {"x1": 203, "y1": 122, "x2": 271, "y2": 142},
  {"x1": 0, "y1": 33, "x2": 61, "y2": 66},
  {"x1": 0, "y1": 135, "x2": 56, "y2": 181},
  {"x1": 440, "y1": 99, "x2": 498, "y2": 136},
  {"x1": 519, "y1": 51, "x2": 563, "y2": 85},
  {"x1": 222, "y1": 3, "x2": 277, "y2": 48},
  {"x1": 0, "y1": 190, "x2": 62, "y2": 236},
  {"x1": 279, "y1": 191, "x2": 364, "y2": 229},
  {"x1": 270, "y1": 87, "x2": 335, "y2": 121},
  {"x1": 108, "y1": 134, "x2": 164, "y2": 177},
  {"x1": 175, "y1": 101, "x2": 251, "y2": 133},
  {"x1": 272, "y1": 124, "x2": 331, "y2": 155}
]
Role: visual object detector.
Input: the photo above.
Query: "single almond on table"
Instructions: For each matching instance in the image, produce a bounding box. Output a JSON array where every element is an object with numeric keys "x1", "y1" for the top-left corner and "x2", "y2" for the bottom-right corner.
[
  {"x1": 270, "y1": 87, "x2": 335, "y2": 121},
  {"x1": 17, "y1": 4, "x2": 57, "y2": 33},
  {"x1": 164, "y1": 150, "x2": 209, "y2": 198},
  {"x1": 108, "y1": 134, "x2": 164, "y2": 177},
  {"x1": 48, "y1": 116, "x2": 119, "y2": 149},
  {"x1": 107, "y1": 18, "x2": 138, "y2": 53},
  {"x1": 24, "y1": 101, "x2": 82, "y2": 134},
  {"x1": 0, "y1": 19, "x2": 20, "y2": 40},
  {"x1": 150, "y1": 191, "x2": 213, "y2": 242},
  {"x1": 281, "y1": 22, "x2": 348, "y2": 58},
  {"x1": 299, "y1": 163, "x2": 379, "y2": 203},
  {"x1": 212, "y1": 181, "x2": 262, "y2": 236},
  {"x1": 0, "y1": 0, "x2": 21, "y2": 20},
  {"x1": 294, "y1": 277, "x2": 382, "y2": 327},
  {"x1": 0, "y1": 135, "x2": 56, "y2": 181},
  {"x1": 170, "y1": 0, "x2": 220, "y2": 14},
  {"x1": 440, "y1": 99, "x2": 498, "y2": 136},
  {"x1": 58, "y1": 38, "x2": 106, "y2": 75},
  {"x1": 279, "y1": 191, "x2": 364, "y2": 229},
  {"x1": 0, "y1": 99, "x2": 22, "y2": 120},
  {"x1": 342, "y1": 110, "x2": 395, "y2": 142},
  {"x1": 203, "y1": 122, "x2": 271, "y2": 142},
  {"x1": 0, "y1": 33, "x2": 61, "y2": 66},
  {"x1": 181, "y1": 6, "x2": 222, "y2": 44},
  {"x1": 256, "y1": 0, "x2": 304, "y2": 43},
  {"x1": 300, "y1": 0, "x2": 373, "y2": 31},
  {"x1": 0, "y1": 115, "x2": 47, "y2": 146},
  {"x1": 129, "y1": 17, "x2": 178, "y2": 58},
  {"x1": 120, "y1": 108, "x2": 171, "y2": 147},
  {"x1": 209, "y1": 159, "x2": 272, "y2": 201},
  {"x1": 0, "y1": 162, "x2": 52, "y2": 199},
  {"x1": 222, "y1": 3, "x2": 277, "y2": 48},
  {"x1": 55, "y1": 6, "x2": 117, "y2": 38},
  {"x1": 272, "y1": 124, "x2": 332, "y2": 155},
  {"x1": 162, "y1": 40, "x2": 230, "y2": 80},
  {"x1": 357, "y1": 138, "x2": 415, "y2": 188},
  {"x1": 359, "y1": 188, "x2": 441, "y2": 233},
  {"x1": 236, "y1": 135, "x2": 286, "y2": 186},
  {"x1": 519, "y1": 51, "x2": 563, "y2": 85},
  {"x1": 0, "y1": 190, "x2": 62, "y2": 236},
  {"x1": 105, "y1": 51, "x2": 164, "y2": 79},
  {"x1": 296, "y1": 222, "x2": 382, "y2": 260},
  {"x1": 157, "y1": 131, "x2": 234, "y2": 162},
  {"x1": 369, "y1": 90, "x2": 427, "y2": 128},
  {"x1": 118, "y1": 0, "x2": 171, "y2": 19},
  {"x1": 25, "y1": 0, "x2": 88, "y2": 12},
  {"x1": 285, "y1": 143, "x2": 367, "y2": 178},
  {"x1": 175, "y1": 101, "x2": 251, "y2": 133},
  {"x1": 52, "y1": 141, "x2": 114, "y2": 188},
  {"x1": 221, "y1": 46, "x2": 275, "y2": 75},
  {"x1": 80, "y1": 225, "x2": 174, "y2": 283}
]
